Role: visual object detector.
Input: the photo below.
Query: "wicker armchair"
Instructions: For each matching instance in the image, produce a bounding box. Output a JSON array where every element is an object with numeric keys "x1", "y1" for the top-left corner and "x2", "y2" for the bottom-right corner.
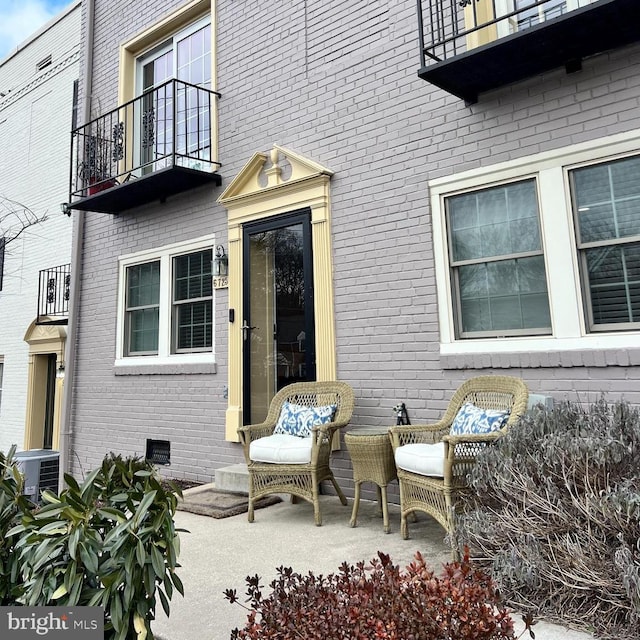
[
  {"x1": 238, "y1": 381, "x2": 355, "y2": 526},
  {"x1": 388, "y1": 376, "x2": 528, "y2": 541}
]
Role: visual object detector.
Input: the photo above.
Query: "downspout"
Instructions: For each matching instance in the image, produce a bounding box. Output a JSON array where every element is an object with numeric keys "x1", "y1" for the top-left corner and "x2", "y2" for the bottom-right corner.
[{"x1": 59, "y1": 0, "x2": 95, "y2": 484}]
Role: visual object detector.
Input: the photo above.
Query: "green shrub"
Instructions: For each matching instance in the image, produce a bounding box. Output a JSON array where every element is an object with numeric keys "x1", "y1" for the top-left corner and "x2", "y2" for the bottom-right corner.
[
  {"x1": 455, "y1": 398, "x2": 640, "y2": 640},
  {"x1": 0, "y1": 446, "x2": 34, "y2": 604},
  {"x1": 225, "y1": 550, "x2": 520, "y2": 640},
  {"x1": 8, "y1": 453, "x2": 184, "y2": 640}
]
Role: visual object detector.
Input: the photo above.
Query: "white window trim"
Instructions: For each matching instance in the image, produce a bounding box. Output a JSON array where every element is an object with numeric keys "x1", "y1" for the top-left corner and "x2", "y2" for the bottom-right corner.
[
  {"x1": 115, "y1": 234, "x2": 216, "y2": 369},
  {"x1": 430, "y1": 129, "x2": 640, "y2": 358}
]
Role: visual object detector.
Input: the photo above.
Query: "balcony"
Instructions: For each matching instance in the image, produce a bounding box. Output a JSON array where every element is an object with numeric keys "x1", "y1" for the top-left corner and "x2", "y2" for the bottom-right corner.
[
  {"x1": 37, "y1": 264, "x2": 70, "y2": 325},
  {"x1": 417, "y1": 0, "x2": 640, "y2": 103},
  {"x1": 68, "y1": 79, "x2": 221, "y2": 214}
]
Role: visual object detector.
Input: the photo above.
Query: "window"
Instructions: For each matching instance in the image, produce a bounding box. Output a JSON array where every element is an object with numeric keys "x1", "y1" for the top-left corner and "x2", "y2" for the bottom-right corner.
[
  {"x1": 0, "y1": 359, "x2": 3, "y2": 411},
  {"x1": 430, "y1": 130, "x2": 640, "y2": 360},
  {"x1": 117, "y1": 236, "x2": 214, "y2": 366},
  {"x1": 446, "y1": 180, "x2": 551, "y2": 337},
  {"x1": 570, "y1": 156, "x2": 640, "y2": 331},
  {"x1": 125, "y1": 261, "x2": 160, "y2": 355},
  {"x1": 497, "y1": 0, "x2": 572, "y2": 34},
  {"x1": 136, "y1": 17, "x2": 212, "y2": 171},
  {"x1": 138, "y1": 19, "x2": 211, "y2": 91},
  {"x1": 172, "y1": 249, "x2": 213, "y2": 352},
  {"x1": 467, "y1": 0, "x2": 598, "y2": 46}
]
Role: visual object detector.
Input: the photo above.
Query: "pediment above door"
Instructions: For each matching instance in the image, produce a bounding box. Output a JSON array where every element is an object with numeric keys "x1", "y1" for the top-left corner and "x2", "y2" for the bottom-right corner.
[{"x1": 218, "y1": 145, "x2": 333, "y2": 205}]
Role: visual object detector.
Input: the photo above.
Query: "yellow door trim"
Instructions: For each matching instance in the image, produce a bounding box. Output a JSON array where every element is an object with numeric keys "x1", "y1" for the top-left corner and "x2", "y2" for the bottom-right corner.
[
  {"x1": 218, "y1": 145, "x2": 335, "y2": 441},
  {"x1": 23, "y1": 321, "x2": 66, "y2": 450}
]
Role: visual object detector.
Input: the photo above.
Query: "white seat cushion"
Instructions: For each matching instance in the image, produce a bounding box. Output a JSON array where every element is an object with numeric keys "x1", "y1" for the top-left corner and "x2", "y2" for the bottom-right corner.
[
  {"x1": 394, "y1": 442, "x2": 446, "y2": 478},
  {"x1": 249, "y1": 434, "x2": 313, "y2": 464}
]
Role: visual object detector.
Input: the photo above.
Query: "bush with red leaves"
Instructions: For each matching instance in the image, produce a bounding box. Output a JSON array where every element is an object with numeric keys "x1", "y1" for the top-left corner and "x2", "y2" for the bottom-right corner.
[{"x1": 225, "y1": 549, "x2": 520, "y2": 640}]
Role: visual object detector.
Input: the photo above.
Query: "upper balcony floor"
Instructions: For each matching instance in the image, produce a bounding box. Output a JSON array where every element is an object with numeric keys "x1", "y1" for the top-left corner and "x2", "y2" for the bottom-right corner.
[
  {"x1": 417, "y1": 0, "x2": 640, "y2": 103},
  {"x1": 66, "y1": 78, "x2": 221, "y2": 215}
]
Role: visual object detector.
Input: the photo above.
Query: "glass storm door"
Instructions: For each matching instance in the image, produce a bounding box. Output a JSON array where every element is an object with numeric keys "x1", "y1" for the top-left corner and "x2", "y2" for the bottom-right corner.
[{"x1": 242, "y1": 210, "x2": 316, "y2": 424}]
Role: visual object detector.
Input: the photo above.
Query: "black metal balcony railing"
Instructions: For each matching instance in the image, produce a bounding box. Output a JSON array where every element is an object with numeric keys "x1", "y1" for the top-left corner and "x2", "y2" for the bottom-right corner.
[
  {"x1": 37, "y1": 264, "x2": 70, "y2": 325},
  {"x1": 417, "y1": 0, "x2": 640, "y2": 103},
  {"x1": 68, "y1": 79, "x2": 221, "y2": 214}
]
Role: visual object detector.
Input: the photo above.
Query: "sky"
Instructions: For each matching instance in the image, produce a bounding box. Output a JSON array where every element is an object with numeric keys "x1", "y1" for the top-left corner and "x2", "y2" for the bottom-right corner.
[{"x1": 0, "y1": 0, "x2": 73, "y2": 61}]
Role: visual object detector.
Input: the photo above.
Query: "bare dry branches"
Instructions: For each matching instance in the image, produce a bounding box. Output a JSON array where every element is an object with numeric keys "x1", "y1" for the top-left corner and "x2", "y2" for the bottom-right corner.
[
  {"x1": 455, "y1": 399, "x2": 640, "y2": 640},
  {"x1": 0, "y1": 195, "x2": 48, "y2": 248}
]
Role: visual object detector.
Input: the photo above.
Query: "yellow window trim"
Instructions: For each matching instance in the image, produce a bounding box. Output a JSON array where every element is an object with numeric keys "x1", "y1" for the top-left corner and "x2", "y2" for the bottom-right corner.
[{"x1": 218, "y1": 145, "x2": 336, "y2": 441}]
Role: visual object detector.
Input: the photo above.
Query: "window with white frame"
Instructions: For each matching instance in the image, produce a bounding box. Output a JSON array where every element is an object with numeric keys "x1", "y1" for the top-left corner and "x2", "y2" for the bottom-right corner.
[
  {"x1": 172, "y1": 249, "x2": 213, "y2": 352},
  {"x1": 125, "y1": 260, "x2": 161, "y2": 355},
  {"x1": 570, "y1": 155, "x2": 640, "y2": 331},
  {"x1": 430, "y1": 132, "x2": 640, "y2": 357},
  {"x1": 117, "y1": 237, "x2": 214, "y2": 363},
  {"x1": 446, "y1": 179, "x2": 551, "y2": 338}
]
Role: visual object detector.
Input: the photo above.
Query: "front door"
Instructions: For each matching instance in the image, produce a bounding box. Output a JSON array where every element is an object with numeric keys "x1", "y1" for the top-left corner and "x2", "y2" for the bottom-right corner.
[
  {"x1": 42, "y1": 354, "x2": 57, "y2": 449},
  {"x1": 242, "y1": 210, "x2": 316, "y2": 424}
]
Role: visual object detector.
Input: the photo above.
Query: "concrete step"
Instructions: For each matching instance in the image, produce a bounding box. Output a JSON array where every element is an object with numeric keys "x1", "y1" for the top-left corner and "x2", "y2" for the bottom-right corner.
[{"x1": 215, "y1": 463, "x2": 249, "y2": 493}]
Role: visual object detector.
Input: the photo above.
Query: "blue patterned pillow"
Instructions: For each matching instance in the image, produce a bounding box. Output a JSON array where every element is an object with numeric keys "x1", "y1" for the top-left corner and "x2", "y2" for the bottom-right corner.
[
  {"x1": 450, "y1": 402, "x2": 510, "y2": 436},
  {"x1": 274, "y1": 402, "x2": 337, "y2": 438}
]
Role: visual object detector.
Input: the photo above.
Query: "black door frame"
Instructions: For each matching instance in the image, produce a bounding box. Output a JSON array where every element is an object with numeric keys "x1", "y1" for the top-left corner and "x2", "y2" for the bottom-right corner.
[{"x1": 242, "y1": 208, "x2": 316, "y2": 423}]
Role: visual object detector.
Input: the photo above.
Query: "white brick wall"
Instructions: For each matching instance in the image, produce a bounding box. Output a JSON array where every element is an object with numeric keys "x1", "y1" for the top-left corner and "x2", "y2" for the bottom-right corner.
[{"x1": 0, "y1": 2, "x2": 80, "y2": 451}]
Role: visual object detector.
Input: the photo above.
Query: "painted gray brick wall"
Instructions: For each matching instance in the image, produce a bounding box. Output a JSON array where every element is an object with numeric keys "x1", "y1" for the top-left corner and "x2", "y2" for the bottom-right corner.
[{"x1": 71, "y1": 0, "x2": 640, "y2": 493}]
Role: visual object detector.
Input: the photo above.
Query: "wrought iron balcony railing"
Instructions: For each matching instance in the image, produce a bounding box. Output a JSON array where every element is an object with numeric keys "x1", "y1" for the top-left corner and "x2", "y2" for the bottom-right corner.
[
  {"x1": 37, "y1": 264, "x2": 70, "y2": 325},
  {"x1": 417, "y1": 0, "x2": 639, "y2": 102},
  {"x1": 68, "y1": 79, "x2": 221, "y2": 214}
]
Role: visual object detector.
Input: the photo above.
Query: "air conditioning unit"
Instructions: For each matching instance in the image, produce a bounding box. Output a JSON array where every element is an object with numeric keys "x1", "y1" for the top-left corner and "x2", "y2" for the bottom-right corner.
[{"x1": 14, "y1": 449, "x2": 60, "y2": 502}]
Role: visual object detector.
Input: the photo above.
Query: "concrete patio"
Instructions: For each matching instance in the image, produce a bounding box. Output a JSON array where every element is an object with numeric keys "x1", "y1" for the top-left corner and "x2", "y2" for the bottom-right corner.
[{"x1": 153, "y1": 487, "x2": 597, "y2": 640}]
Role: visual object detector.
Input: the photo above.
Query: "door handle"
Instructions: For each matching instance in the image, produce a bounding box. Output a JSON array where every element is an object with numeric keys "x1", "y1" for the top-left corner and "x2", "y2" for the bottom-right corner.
[{"x1": 241, "y1": 321, "x2": 257, "y2": 340}]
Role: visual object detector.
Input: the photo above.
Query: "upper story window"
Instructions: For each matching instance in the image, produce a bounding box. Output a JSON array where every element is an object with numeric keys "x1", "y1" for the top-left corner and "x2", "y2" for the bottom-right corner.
[
  {"x1": 67, "y1": 3, "x2": 219, "y2": 213},
  {"x1": 446, "y1": 179, "x2": 550, "y2": 338},
  {"x1": 419, "y1": 0, "x2": 637, "y2": 103},
  {"x1": 479, "y1": 0, "x2": 598, "y2": 41},
  {"x1": 138, "y1": 18, "x2": 211, "y2": 92},
  {"x1": 117, "y1": 236, "x2": 215, "y2": 367},
  {"x1": 136, "y1": 17, "x2": 212, "y2": 173},
  {"x1": 430, "y1": 131, "x2": 640, "y2": 359},
  {"x1": 495, "y1": 0, "x2": 583, "y2": 35}
]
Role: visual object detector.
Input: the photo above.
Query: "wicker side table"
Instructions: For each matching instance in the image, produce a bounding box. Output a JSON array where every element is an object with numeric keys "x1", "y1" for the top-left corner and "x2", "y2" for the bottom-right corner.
[{"x1": 345, "y1": 428, "x2": 398, "y2": 533}]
